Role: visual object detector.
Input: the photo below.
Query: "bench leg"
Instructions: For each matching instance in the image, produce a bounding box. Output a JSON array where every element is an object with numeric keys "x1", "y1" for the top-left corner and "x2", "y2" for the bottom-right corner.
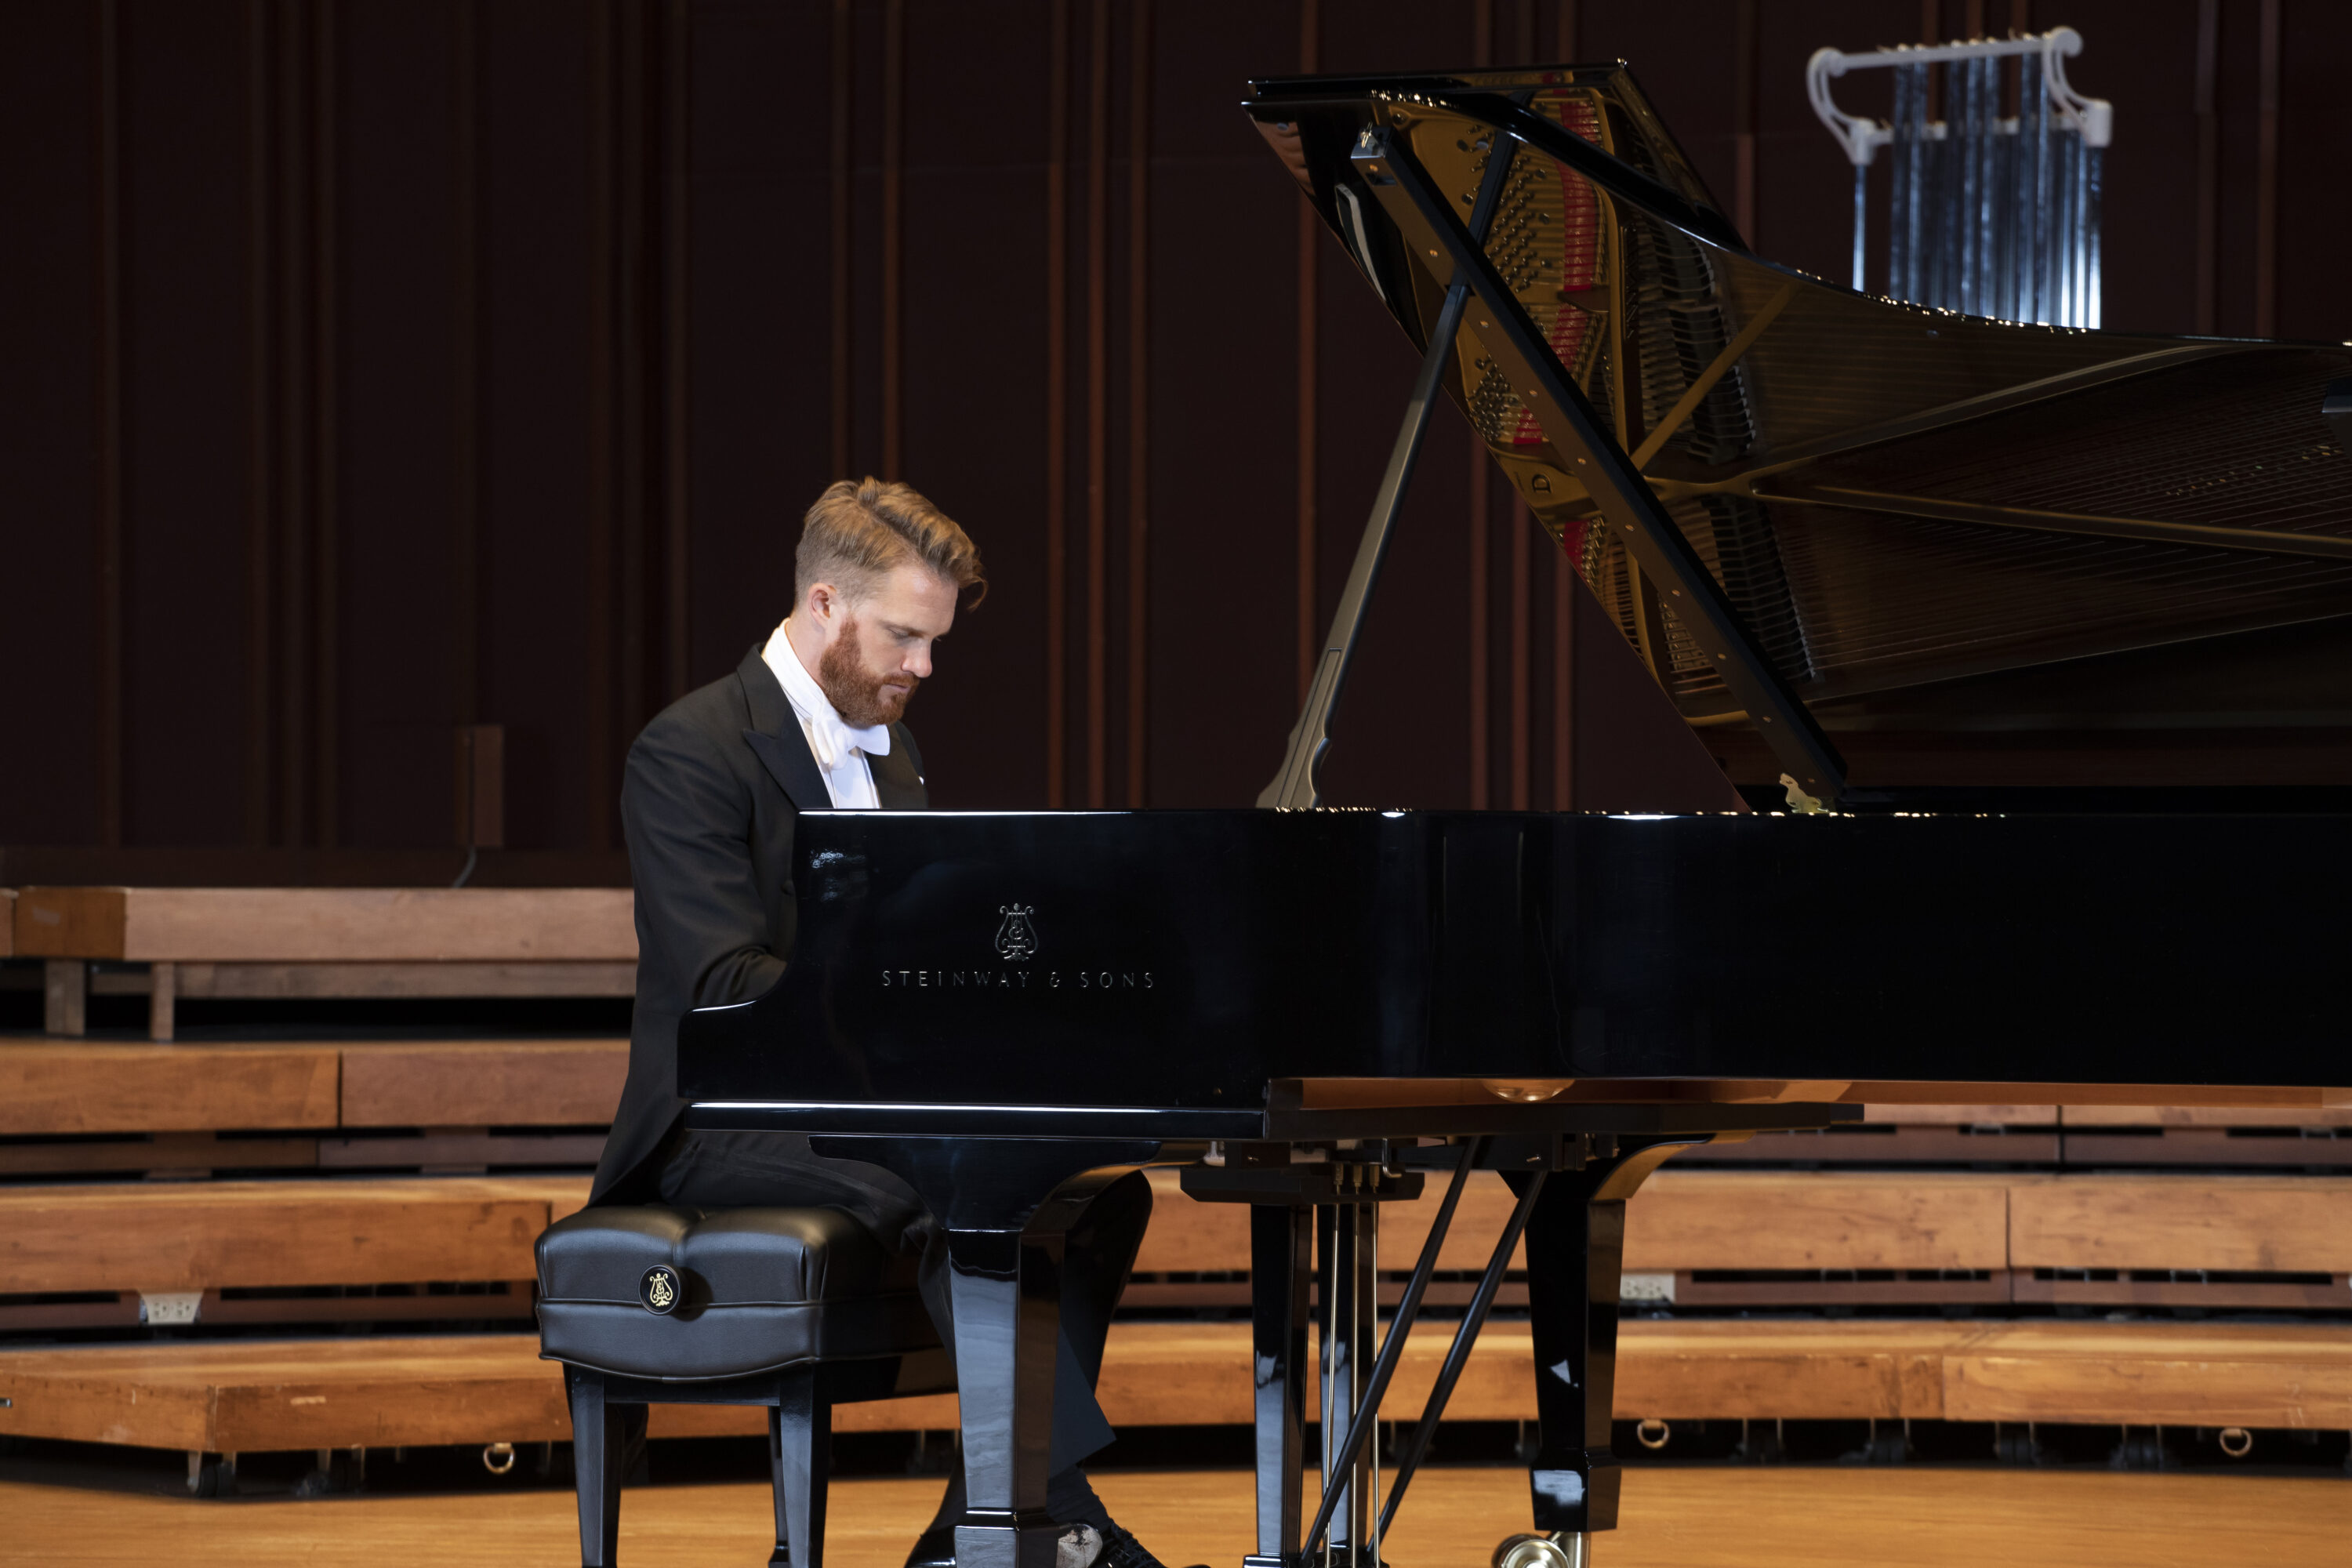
[
  {"x1": 769, "y1": 1368, "x2": 833, "y2": 1568},
  {"x1": 44, "y1": 960, "x2": 85, "y2": 1037},
  {"x1": 566, "y1": 1365, "x2": 645, "y2": 1568}
]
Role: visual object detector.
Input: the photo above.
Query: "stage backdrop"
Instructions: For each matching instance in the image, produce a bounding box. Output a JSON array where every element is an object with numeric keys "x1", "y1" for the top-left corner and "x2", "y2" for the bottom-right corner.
[{"x1": 4, "y1": 0, "x2": 2346, "y2": 880}]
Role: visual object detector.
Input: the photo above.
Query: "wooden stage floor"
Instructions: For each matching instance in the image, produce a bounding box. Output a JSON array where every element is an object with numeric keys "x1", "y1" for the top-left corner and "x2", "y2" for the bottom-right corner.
[{"x1": 3, "y1": 1465, "x2": 2346, "y2": 1567}]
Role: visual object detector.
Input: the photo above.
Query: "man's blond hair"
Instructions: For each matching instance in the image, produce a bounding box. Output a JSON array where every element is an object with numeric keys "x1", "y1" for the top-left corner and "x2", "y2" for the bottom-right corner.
[{"x1": 796, "y1": 477, "x2": 985, "y2": 608}]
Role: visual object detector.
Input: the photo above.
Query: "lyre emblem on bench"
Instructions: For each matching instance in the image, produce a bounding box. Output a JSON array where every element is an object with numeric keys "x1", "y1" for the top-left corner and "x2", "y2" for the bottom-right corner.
[
  {"x1": 994, "y1": 903, "x2": 1039, "y2": 961},
  {"x1": 640, "y1": 1265, "x2": 681, "y2": 1316}
]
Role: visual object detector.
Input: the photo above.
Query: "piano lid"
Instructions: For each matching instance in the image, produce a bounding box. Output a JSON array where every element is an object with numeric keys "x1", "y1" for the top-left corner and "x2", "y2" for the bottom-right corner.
[{"x1": 1243, "y1": 66, "x2": 2352, "y2": 789}]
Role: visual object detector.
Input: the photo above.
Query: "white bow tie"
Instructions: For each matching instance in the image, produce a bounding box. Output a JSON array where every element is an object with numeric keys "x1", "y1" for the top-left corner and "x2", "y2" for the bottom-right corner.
[{"x1": 805, "y1": 711, "x2": 890, "y2": 773}]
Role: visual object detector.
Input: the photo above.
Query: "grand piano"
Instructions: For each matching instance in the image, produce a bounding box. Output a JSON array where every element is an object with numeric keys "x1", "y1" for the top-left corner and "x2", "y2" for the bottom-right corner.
[{"x1": 681, "y1": 64, "x2": 2352, "y2": 1568}]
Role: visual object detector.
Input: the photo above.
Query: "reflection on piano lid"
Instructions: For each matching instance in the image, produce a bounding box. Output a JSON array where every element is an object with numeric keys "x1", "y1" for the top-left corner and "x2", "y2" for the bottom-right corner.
[{"x1": 1243, "y1": 67, "x2": 2352, "y2": 804}]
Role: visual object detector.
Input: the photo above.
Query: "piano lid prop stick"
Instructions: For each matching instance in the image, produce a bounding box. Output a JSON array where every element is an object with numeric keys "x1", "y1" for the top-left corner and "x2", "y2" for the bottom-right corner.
[
  {"x1": 1258, "y1": 125, "x2": 1522, "y2": 811},
  {"x1": 1300, "y1": 1138, "x2": 1483, "y2": 1561},
  {"x1": 1356, "y1": 122, "x2": 1849, "y2": 803},
  {"x1": 1377, "y1": 1162, "x2": 1550, "y2": 1539}
]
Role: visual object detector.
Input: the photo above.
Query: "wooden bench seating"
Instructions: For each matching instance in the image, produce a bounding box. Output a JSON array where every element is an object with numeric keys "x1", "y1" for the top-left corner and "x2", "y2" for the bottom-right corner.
[
  {"x1": 1679, "y1": 1103, "x2": 2065, "y2": 1165},
  {"x1": 0, "y1": 1178, "x2": 589, "y2": 1297},
  {"x1": 1131, "y1": 1169, "x2": 2352, "y2": 1311},
  {"x1": 0, "y1": 1042, "x2": 343, "y2": 1135},
  {"x1": 4, "y1": 1162, "x2": 2347, "y2": 1447},
  {"x1": 7, "y1": 1318, "x2": 2347, "y2": 1459},
  {"x1": 1679, "y1": 1101, "x2": 2352, "y2": 1168},
  {"x1": 0, "y1": 1038, "x2": 630, "y2": 1131},
  {"x1": 8, "y1": 1034, "x2": 2346, "y2": 1189},
  {"x1": 338, "y1": 1040, "x2": 628, "y2": 1128},
  {"x1": 1142, "y1": 1168, "x2": 2349, "y2": 1310},
  {"x1": 13, "y1": 887, "x2": 636, "y2": 1039},
  {"x1": 0, "y1": 1039, "x2": 629, "y2": 1178},
  {"x1": 2009, "y1": 1173, "x2": 2352, "y2": 1308},
  {"x1": 0, "y1": 1177, "x2": 590, "y2": 1333},
  {"x1": 9, "y1": 1167, "x2": 2346, "y2": 1331}
]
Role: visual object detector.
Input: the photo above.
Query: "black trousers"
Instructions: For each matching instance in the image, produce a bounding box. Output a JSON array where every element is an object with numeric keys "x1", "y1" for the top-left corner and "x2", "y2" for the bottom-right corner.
[{"x1": 655, "y1": 1129, "x2": 1152, "y2": 1483}]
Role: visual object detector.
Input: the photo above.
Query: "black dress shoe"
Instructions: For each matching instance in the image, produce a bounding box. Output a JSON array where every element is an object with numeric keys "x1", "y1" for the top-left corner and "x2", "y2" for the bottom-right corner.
[
  {"x1": 905, "y1": 1519, "x2": 1208, "y2": 1568},
  {"x1": 904, "y1": 1524, "x2": 956, "y2": 1568},
  {"x1": 1091, "y1": 1522, "x2": 1208, "y2": 1568}
]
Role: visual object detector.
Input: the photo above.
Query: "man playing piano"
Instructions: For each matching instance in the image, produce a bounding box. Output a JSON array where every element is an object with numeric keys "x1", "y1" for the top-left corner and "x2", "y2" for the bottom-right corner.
[{"x1": 589, "y1": 477, "x2": 1178, "y2": 1568}]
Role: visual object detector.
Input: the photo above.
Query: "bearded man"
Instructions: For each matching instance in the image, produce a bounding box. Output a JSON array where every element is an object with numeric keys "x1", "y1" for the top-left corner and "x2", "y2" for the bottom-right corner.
[{"x1": 591, "y1": 478, "x2": 1172, "y2": 1568}]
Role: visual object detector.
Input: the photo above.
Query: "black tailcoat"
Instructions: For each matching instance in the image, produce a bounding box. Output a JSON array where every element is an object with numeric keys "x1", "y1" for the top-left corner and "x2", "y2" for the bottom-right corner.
[{"x1": 591, "y1": 644, "x2": 925, "y2": 1204}]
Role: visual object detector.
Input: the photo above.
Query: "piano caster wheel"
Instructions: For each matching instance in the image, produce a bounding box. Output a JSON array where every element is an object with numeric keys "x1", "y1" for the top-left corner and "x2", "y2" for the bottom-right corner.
[
  {"x1": 187, "y1": 1452, "x2": 237, "y2": 1499},
  {"x1": 2109, "y1": 1428, "x2": 2172, "y2": 1472},
  {"x1": 1492, "y1": 1532, "x2": 1590, "y2": 1568}
]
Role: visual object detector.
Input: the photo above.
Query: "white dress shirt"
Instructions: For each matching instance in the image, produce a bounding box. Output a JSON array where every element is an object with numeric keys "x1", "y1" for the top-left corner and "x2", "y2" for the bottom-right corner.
[{"x1": 760, "y1": 620, "x2": 890, "y2": 809}]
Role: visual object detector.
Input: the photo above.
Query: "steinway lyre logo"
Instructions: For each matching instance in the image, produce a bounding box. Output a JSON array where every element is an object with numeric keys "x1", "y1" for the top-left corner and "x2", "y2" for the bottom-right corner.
[
  {"x1": 641, "y1": 1264, "x2": 681, "y2": 1316},
  {"x1": 994, "y1": 903, "x2": 1039, "y2": 961}
]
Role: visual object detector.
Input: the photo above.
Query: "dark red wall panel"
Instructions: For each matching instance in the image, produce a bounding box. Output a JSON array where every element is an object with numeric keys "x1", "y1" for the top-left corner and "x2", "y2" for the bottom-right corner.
[
  {"x1": 2277, "y1": 0, "x2": 2352, "y2": 342},
  {"x1": 5, "y1": 0, "x2": 2342, "y2": 863},
  {"x1": 682, "y1": 0, "x2": 833, "y2": 692},
  {"x1": 2, "y1": 5, "x2": 104, "y2": 846},
  {"x1": 477, "y1": 1, "x2": 597, "y2": 851},
  {"x1": 338, "y1": 0, "x2": 462, "y2": 848},
  {"x1": 888, "y1": 0, "x2": 1056, "y2": 808},
  {"x1": 118, "y1": 0, "x2": 253, "y2": 846}
]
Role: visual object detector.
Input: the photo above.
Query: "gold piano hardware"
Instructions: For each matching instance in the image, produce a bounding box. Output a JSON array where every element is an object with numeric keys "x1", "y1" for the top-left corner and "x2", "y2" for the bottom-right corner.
[{"x1": 1481, "y1": 1080, "x2": 1567, "y2": 1103}]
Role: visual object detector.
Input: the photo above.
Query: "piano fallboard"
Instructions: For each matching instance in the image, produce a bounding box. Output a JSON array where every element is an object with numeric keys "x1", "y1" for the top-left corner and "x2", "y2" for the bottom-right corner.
[{"x1": 676, "y1": 809, "x2": 2349, "y2": 1120}]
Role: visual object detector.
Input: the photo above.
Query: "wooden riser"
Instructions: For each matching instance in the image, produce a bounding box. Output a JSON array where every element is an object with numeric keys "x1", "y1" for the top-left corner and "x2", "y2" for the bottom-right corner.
[
  {"x1": 6, "y1": 1171, "x2": 2350, "y2": 1322},
  {"x1": 1679, "y1": 1128, "x2": 2063, "y2": 1164},
  {"x1": 18, "y1": 1270, "x2": 2333, "y2": 1334},
  {"x1": 0, "y1": 1178, "x2": 590, "y2": 1296},
  {"x1": 0, "y1": 1286, "x2": 539, "y2": 1334},
  {"x1": 0, "y1": 1040, "x2": 629, "y2": 1135},
  {"x1": 1690, "y1": 1133, "x2": 2352, "y2": 1169},
  {"x1": 17, "y1": 887, "x2": 640, "y2": 1039},
  {"x1": 0, "y1": 1043, "x2": 344, "y2": 1134},
  {"x1": 1682, "y1": 1129, "x2": 2352, "y2": 1169},
  {"x1": 2007, "y1": 1174, "x2": 2352, "y2": 1275},
  {"x1": 13, "y1": 887, "x2": 638, "y2": 964},
  {"x1": 2060, "y1": 1132, "x2": 2352, "y2": 1168},
  {"x1": 0, "y1": 1130, "x2": 610, "y2": 1180},
  {"x1": 5, "y1": 1319, "x2": 2348, "y2": 1455},
  {"x1": 2016, "y1": 1274, "x2": 2352, "y2": 1310}
]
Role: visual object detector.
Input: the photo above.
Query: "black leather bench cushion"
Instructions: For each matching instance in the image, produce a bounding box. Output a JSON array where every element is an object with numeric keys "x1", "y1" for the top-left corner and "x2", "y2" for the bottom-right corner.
[{"x1": 537, "y1": 1205, "x2": 938, "y2": 1381}]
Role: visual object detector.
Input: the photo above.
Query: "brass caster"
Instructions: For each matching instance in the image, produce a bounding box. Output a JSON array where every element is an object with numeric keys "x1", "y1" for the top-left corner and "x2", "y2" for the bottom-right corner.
[{"x1": 1492, "y1": 1532, "x2": 1591, "y2": 1568}]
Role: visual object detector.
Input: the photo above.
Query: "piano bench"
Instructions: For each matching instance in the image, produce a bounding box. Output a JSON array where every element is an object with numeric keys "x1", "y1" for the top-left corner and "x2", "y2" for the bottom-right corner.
[{"x1": 536, "y1": 1205, "x2": 950, "y2": 1568}]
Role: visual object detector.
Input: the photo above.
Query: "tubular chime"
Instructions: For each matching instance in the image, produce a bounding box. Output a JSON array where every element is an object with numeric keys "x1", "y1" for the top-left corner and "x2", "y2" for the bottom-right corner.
[{"x1": 1808, "y1": 28, "x2": 2111, "y2": 327}]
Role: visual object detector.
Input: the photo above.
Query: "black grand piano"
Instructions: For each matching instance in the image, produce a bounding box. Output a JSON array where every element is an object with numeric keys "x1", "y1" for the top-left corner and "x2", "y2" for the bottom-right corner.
[{"x1": 682, "y1": 64, "x2": 2352, "y2": 1568}]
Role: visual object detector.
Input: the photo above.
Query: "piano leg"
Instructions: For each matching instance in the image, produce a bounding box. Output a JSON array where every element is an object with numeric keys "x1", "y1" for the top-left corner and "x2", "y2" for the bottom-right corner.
[
  {"x1": 1507, "y1": 1138, "x2": 1704, "y2": 1550},
  {"x1": 809, "y1": 1135, "x2": 1162, "y2": 1568},
  {"x1": 1246, "y1": 1204, "x2": 1311, "y2": 1568}
]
